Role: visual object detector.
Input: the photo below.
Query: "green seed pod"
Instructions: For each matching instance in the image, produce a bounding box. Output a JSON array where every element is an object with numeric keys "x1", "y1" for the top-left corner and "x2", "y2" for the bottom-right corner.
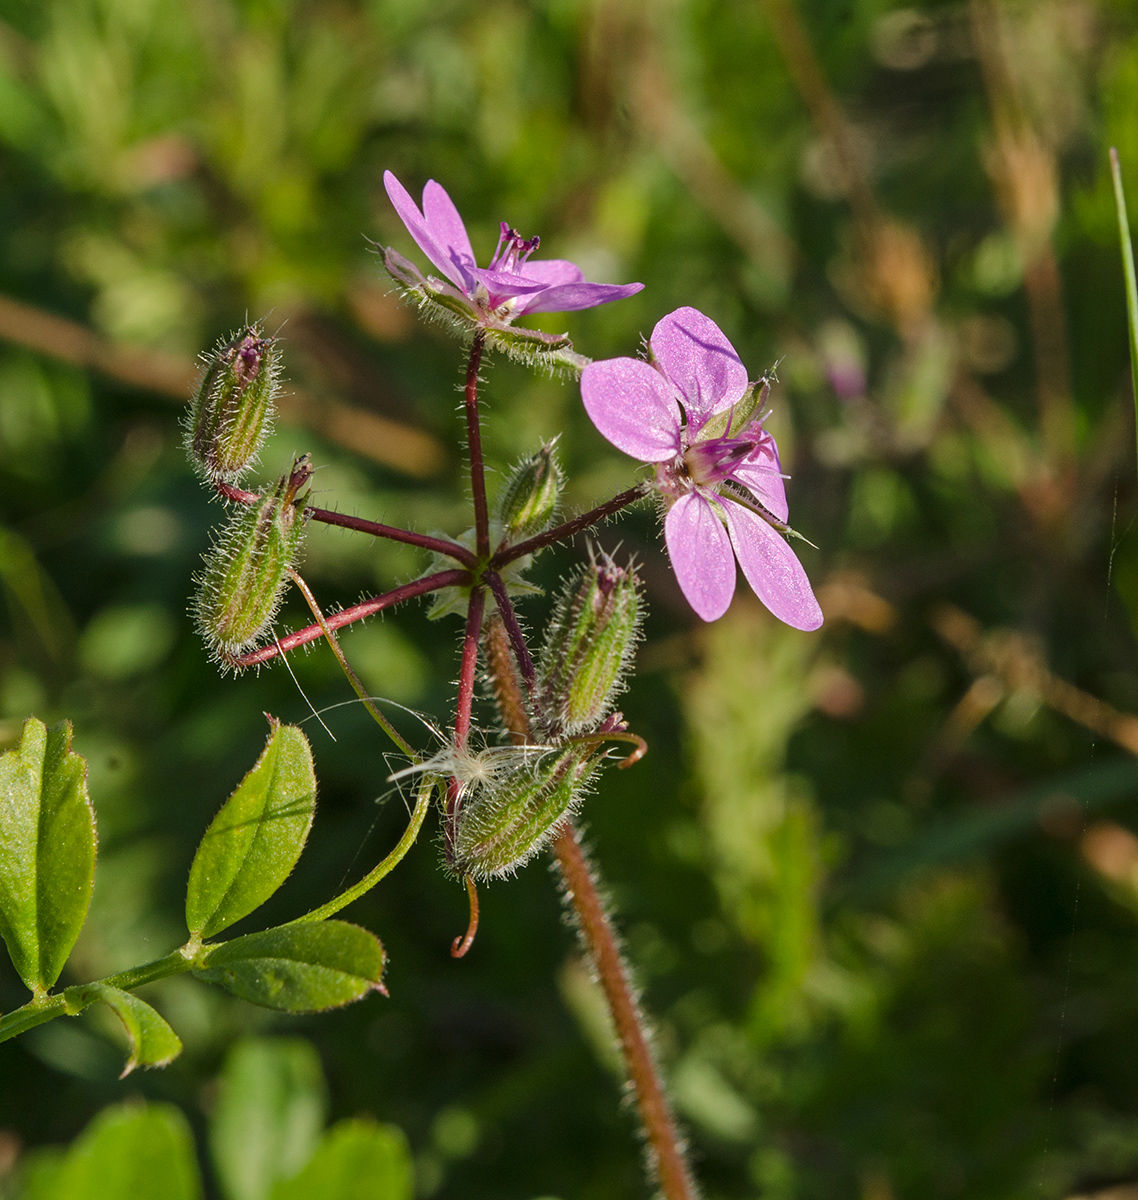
[
  {"x1": 452, "y1": 747, "x2": 596, "y2": 880},
  {"x1": 186, "y1": 325, "x2": 281, "y2": 482},
  {"x1": 537, "y1": 552, "x2": 643, "y2": 736},
  {"x1": 496, "y1": 442, "x2": 562, "y2": 543},
  {"x1": 193, "y1": 457, "x2": 312, "y2": 664}
]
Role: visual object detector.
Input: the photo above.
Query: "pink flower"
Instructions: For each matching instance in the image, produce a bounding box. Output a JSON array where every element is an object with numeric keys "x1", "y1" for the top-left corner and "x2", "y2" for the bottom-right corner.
[
  {"x1": 581, "y1": 307, "x2": 823, "y2": 629},
  {"x1": 383, "y1": 172, "x2": 643, "y2": 322}
]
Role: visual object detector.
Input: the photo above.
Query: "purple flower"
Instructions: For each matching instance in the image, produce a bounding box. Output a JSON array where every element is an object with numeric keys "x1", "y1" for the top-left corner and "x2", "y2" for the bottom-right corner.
[
  {"x1": 581, "y1": 306, "x2": 823, "y2": 630},
  {"x1": 383, "y1": 171, "x2": 643, "y2": 323}
]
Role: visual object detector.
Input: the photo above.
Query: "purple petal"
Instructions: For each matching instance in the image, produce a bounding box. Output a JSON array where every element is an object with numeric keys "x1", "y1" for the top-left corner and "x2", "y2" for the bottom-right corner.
[
  {"x1": 518, "y1": 281, "x2": 644, "y2": 315},
  {"x1": 581, "y1": 357, "x2": 682, "y2": 462},
  {"x1": 383, "y1": 171, "x2": 473, "y2": 293},
  {"x1": 421, "y1": 179, "x2": 476, "y2": 271},
  {"x1": 665, "y1": 493, "x2": 736, "y2": 622},
  {"x1": 722, "y1": 504, "x2": 823, "y2": 631},
  {"x1": 649, "y1": 307, "x2": 747, "y2": 425},
  {"x1": 731, "y1": 435, "x2": 788, "y2": 522},
  {"x1": 466, "y1": 267, "x2": 549, "y2": 298},
  {"x1": 515, "y1": 259, "x2": 585, "y2": 288}
]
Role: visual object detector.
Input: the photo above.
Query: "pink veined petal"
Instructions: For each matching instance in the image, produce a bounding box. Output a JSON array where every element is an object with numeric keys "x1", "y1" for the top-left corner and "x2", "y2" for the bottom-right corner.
[
  {"x1": 722, "y1": 503, "x2": 823, "y2": 631},
  {"x1": 665, "y1": 492, "x2": 736, "y2": 622},
  {"x1": 731, "y1": 435, "x2": 788, "y2": 522},
  {"x1": 463, "y1": 267, "x2": 549, "y2": 300},
  {"x1": 421, "y1": 179, "x2": 476, "y2": 275},
  {"x1": 518, "y1": 280, "x2": 645, "y2": 315},
  {"x1": 731, "y1": 460, "x2": 789, "y2": 523},
  {"x1": 514, "y1": 259, "x2": 585, "y2": 288},
  {"x1": 649, "y1": 306, "x2": 748, "y2": 426},
  {"x1": 383, "y1": 171, "x2": 472, "y2": 293},
  {"x1": 581, "y1": 357, "x2": 682, "y2": 462}
]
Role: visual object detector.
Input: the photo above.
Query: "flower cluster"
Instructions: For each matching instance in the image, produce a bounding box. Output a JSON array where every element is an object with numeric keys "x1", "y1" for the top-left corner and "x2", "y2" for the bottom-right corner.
[{"x1": 383, "y1": 176, "x2": 823, "y2": 631}]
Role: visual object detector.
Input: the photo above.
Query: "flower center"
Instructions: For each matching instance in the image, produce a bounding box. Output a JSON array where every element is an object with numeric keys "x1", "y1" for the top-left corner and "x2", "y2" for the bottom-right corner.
[
  {"x1": 490, "y1": 223, "x2": 541, "y2": 274},
  {"x1": 681, "y1": 435, "x2": 754, "y2": 489}
]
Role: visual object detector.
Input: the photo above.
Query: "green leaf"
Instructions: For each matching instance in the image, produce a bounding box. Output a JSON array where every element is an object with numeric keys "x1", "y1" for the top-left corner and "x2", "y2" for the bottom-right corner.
[
  {"x1": 0, "y1": 717, "x2": 95, "y2": 993},
  {"x1": 210, "y1": 1038, "x2": 327, "y2": 1200},
  {"x1": 193, "y1": 921, "x2": 385, "y2": 1012},
  {"x1": 186, "y1": 720, "x2": 316, "y2": 939},
  {"x1": 270, "y1": 1119, "x2": 413, "y2": 1200},
  {"x1": 50, "y1": 1102, "x2": 202, "y2": 1200},
  {"x1": 83, "y1": 983, "x2": 182, "y2": 1077}
]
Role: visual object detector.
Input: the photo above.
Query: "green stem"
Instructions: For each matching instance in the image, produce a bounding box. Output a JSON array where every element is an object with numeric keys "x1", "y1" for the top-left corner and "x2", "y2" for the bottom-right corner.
[
  {"x1": 1110, "y1": 146, "x2": 1138, "y2": 474},
  {"x1": 289, "y1": 568, "x2": 416, "y2": 757},
  {"x1": 291, "y1": 780, "x2": 434, "y2": 924},
  {"x1": 0, "y1": 949, "x2": 197, "y2": 1045}
]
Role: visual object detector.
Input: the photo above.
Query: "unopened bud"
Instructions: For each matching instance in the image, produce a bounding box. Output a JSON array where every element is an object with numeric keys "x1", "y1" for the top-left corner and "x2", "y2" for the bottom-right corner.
[
  {"x1": 193, "y1": 457, "x2": 312, "y2": 663},
  {"x1": 497, "y1": 442, "x2": 562, "y2": 543},
  {"x1": 453, "y1": 748, "x2": 596, "y2": 880},
  {"x1": 537, "y1": 552, "x2": 642, "y2": 736},
  {"x1": 186, "y1": 325, "x2": 281, "y2": 482}
]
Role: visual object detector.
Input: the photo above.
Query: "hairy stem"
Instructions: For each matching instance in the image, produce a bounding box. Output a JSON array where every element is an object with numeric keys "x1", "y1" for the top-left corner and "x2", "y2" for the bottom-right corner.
[
  {"x1": 553, "y1": 828, "x2": 697, "y2": 1200},
  {"x1": 482, "y1": 619, "x2": 697, "y2": 1200},
  {"x1": 454, "y1": 586, "x2": 485, "y2": 749},
  {"x1": 289, "y1": 569, "x2": 415, "y2": 756},
  {"x1": 231, "y1": 569, "x2": 470, "y2": 667},
  {"x1": 492, "y1": 485, "x2": 647, "y2": 568},
  {"x1": 444, "y1": 587, "x2": 486, "y2": 868},
  {"x1": 485, "y1": 571, "x2": 537, "y2": 695},
  {"x1": 213, "y1": 481, "x2": 477, "y2": 565},
  {"x1": 0, "y1": 949, "x2": 197, "y2": 1044},
  {"x1": 292, "y1": 780, "x2": 434, "y2": 924},
  {"x1": 464, "y1": 333, "x2": 491, "y2": 560},
  {"x1": 307, "y1": 506, "x2": 478, "y2": 566}
]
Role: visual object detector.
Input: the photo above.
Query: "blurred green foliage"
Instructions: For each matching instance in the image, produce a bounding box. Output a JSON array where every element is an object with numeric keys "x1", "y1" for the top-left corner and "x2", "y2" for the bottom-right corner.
[{"x1": 4, "y1": 0, "x2": 1138, "y2": 1198}]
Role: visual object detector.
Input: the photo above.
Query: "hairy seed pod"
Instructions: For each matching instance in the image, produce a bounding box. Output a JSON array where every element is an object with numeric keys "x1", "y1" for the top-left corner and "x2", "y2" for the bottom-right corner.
[
  {"x1": 452, "y1": 747, "x2": 596, "y2": 880},
  {"x1": 186, "y1": 325, "x2": 281, "y2": 482},
  {"x1": 192, "y1": 457, "x2": 312, "y2": 663},
  {"x1": 496, "y1": 441, "x2": 562, "y2": 544},
  {"x1": 537, "y1": 552, "x2": 642, "y2": 736}
]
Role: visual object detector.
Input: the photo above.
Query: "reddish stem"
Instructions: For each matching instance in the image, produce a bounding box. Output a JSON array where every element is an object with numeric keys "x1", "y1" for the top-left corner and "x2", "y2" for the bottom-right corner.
[
  {"x1": 552, "y1": 826, "x2": 697, "y2": 1200},
  {"x1": 454, "y1": 585, "x2": 486, "y2": 748},
  {"x1": 450, "y1": 875, "x2": 480, "y2": 958},
  {"x1": 484, "y1": 571, "x2": 537, "y2": 695},
  {"x1": 229, "y1": 569, "x2": 470, "y2": 667},
  {"x1": 464, "y1": 333, "x2": 491, "y2": 560},
  {"x1": 491, "y1": 485, "x2": 647, "y2": 568},
  {"x1": 443, "y1": 586, "x2": 486, "y2": 868},
  {"x1": 212, "y1": 480, "x2": 476, "y2": 566},
  {"x1": 214, "y1": 480, "x2": 260, "y2": 504},
  {"x1": 479, "y1": 623, "x2": 695, "y2": 1200},
  {"x1": 306, "y1": 506, "x2": 477, "y2": 566}
]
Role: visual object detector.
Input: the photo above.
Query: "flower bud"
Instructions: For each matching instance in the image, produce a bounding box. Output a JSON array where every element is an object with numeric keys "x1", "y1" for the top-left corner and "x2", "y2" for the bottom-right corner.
[
  {"x1": 537, "y1": 552, "x2": 642, "y2": 736},
  {"x1": 496, "y1": 442, "x2": 562, "y2": 543},
  {"x1": 186, "y1": 325, "x2": 280, "y2": 482},
  {"x1": 193, "y1": 457, "x2": 312, "y2": 663},
  {"x1": 452, "y1": 748, "x2": 596, "y2": 880}
]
